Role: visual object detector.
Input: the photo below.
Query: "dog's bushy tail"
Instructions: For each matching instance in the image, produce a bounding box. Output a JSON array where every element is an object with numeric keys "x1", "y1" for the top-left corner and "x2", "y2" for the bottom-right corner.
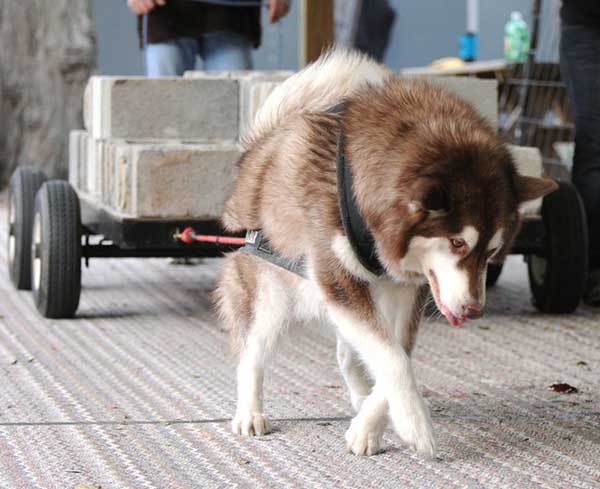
[{"x1": 244, "y1": 48, "x2": 393, "y2": 147}]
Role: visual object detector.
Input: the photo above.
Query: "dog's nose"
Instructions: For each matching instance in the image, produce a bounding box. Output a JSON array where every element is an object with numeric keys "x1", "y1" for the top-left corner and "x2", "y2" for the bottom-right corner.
[{"x1": 462, "y1": 303, "x2": 483, "y2": 319}]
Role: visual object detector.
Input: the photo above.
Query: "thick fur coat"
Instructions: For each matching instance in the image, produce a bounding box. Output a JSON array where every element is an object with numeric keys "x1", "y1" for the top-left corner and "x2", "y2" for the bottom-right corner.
[{"x1": 216, "y1": 50, "x2": 557, "y2": 457}]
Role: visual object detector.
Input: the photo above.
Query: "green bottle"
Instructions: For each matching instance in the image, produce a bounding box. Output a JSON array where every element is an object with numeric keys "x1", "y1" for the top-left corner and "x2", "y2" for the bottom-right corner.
[{"x1": 504, "y1": 11, "x2": 530, "y2": 63}]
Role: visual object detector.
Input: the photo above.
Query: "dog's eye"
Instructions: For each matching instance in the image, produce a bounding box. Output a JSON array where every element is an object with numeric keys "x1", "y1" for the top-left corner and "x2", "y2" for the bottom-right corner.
[{"x1": 450, "y1": 238, "x2": 466, "y2": 249}]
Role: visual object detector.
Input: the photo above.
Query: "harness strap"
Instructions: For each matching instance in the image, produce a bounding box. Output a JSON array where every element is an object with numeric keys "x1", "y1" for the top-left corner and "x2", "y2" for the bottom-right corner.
[
  {"x1": 240, "y1": 103, "x2": 385, "y2": 278},
  {"x1": 335, "y1": 123, "x2": 385, "y2": 276},
  {"x1": 239, "y1": 230, "x2": 306, "y2": 277}
]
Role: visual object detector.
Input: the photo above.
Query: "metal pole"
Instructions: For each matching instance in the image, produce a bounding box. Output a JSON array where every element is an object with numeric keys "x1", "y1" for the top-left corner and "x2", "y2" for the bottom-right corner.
[
  {"x1": 466, "y1": 0, "x2": 479, "y2": 33},
  {"x1": 517, "y1": 0, "x2": 542, "y2": 145}
]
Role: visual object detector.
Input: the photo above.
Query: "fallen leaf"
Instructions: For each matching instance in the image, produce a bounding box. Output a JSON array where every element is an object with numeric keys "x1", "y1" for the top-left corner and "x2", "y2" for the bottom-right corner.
[
  {"x1": 238, "y1": 459, "x2": 251, "y2": 465},
  {"x1": 549, "y1": 383, "x2": 578, "y2": 394},
  {"x1": 66, "y1": 470, "x2": 82, "y2": 474},
  {"x1": 316, "y1": 422, "x2": 332, "y2": 427},
  {"x1": 75, "y1": 485, "x2": 102, "y2": 489},
  {"x1": 576, "y1": 361, "x2": 588, "y2": 367},
  {"x1": 478, "y1": 325, "x2": 490, "y2": 330}
]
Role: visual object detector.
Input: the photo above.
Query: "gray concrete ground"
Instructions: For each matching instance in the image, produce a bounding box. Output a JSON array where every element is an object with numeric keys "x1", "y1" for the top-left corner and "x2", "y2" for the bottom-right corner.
[{"x1": 0, "y1": 194, "x2": 598, "y2": 489}]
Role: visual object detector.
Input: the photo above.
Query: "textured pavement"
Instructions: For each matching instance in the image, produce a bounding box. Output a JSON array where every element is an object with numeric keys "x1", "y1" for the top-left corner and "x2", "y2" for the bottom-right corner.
[{"x1": 0, "y1": 194, "x2": 599, "y2": 489}]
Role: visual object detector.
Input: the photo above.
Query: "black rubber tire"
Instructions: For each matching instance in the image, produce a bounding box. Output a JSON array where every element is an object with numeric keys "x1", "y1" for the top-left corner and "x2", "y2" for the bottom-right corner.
[
  {"x1": 527, "y1": 181, "x2": 588, "y2": 313},
  {"x1": 486, "y1": 263, "x2": 504, "y2": 288},
  {"x1": 7, "y1": 167, "x2": 47, "y2": 289},
  {"x1": 32, "y1": 181, "x2": 82, "y2": 318}
]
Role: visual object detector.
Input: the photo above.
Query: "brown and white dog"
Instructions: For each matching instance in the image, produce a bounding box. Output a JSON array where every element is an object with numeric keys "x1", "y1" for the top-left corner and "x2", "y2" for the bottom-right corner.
[{"x1": 215, "y1": 50, "x2": 557, "y2": 458}]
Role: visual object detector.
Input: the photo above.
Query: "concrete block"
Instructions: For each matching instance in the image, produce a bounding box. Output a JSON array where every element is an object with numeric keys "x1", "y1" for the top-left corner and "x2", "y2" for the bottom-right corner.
[
  {"x1": 111, "y1": 143, "x2": 133, "y2": 213},
  {"x1": 183, "y1": 70, "x2": 292, "y2": 81},
  {"x1": 184, "y1": 70, "x2": 293, "y2": 140},
  {"x1": 85, "y1": 136, "x2": 106, "y2": 198},
  {"x1": 75, "y1": 136, "x2": 128, "y2": 209},
  {"x1": 509, "y1": 145, "x2": 542, "y2": 178},
  {"x1": 68, "y1": 130, "x2": 87, "y2": 190},
  {"x1": 402, "y1": 75, "x2": 498, "y2": 130},
  {"x1": 84, "y1": 76, "x2": 239, "y2": 142},
  {"x1": 509, "y1": 144, "x2": 543, "y2": 214},
  {"x1": 102, "y1": 142, "x2": 115, "y2": 207},
  {"x1": 240, "y1": 81, "x2": 282, "y2": 140},
  {"x1": 100, "y1": 142, "x2": 242, "y2": 219},
  {"x1": 79, "y1": 134, "x2": 88, "y2": 195}
]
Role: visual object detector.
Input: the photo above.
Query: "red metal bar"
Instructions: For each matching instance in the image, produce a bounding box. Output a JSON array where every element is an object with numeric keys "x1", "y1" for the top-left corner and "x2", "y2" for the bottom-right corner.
[{"x1": 175, "y1": 227, "x2": 246, "y2": 246}]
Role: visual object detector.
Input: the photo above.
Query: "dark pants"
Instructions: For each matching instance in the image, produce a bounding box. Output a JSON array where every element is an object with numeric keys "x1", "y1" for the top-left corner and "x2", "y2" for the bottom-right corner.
[
  {"x1": 354, "y1": 0, "x2": 395, "y2": 62},
  {"x1": 560, "y1": 23, "x2": 600, "y2": 270}
]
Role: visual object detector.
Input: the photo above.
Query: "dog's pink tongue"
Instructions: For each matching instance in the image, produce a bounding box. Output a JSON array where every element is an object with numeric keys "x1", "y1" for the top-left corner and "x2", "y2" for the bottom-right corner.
[{"x1": 441, "y1": 305, "x2": 465, "y2": 327}]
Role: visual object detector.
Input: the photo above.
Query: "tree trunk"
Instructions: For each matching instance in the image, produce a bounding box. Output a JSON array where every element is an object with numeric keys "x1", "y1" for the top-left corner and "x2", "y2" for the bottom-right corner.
[{"x1": 0, "y1": 1, "x2": 96, "y2": 189}]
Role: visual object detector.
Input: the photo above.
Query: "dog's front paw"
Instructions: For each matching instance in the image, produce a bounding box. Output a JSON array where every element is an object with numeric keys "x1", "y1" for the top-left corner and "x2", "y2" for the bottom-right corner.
[
  {"x1": 231, "y1": 412, "x2": 270, "y2": 436},
  {"x1": 345, "y1": 420, "x2": 384, "y2": 456},
  {"x1": 407, "y1": 424, "x2": 436, "y2": 459},
  {"x1": 392, "y1": 401, "x2": 437, "y2": 459}
]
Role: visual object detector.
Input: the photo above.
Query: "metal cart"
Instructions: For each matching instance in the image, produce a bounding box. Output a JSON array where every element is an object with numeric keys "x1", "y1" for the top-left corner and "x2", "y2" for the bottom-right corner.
[{"x1": 7, "y1": 166, "x2": 242, "y2": 319}]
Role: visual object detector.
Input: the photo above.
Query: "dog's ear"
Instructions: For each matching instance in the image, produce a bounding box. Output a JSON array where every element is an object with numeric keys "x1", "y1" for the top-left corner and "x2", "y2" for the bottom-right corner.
[
  {"x1": 515, "y1": 175, "x2": 558, "y2": 204},
  {"x1": 408, "y1": 181, "x2": 450, "y2": 217}
]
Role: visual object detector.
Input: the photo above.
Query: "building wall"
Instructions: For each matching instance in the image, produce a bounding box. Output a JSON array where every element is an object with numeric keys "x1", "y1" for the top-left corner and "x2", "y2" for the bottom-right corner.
[{"x1": 93, "y1": 0, "x2": 555, "y2": 75}]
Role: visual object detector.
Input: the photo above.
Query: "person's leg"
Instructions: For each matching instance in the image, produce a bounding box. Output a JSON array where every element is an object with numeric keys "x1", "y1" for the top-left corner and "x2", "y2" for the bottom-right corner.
[
  {"x1": 198, "y1": 31, "x2": 253, "y2": 71},
  {"x1": 560, "y1": 24, "x2": 600, "y2": 300},
  {"x1": 144, "y1": 37, "x2": 199, "y2": 76},
  {"x1": 354, "y1": 0, "x2": 396, "y2": 61}
]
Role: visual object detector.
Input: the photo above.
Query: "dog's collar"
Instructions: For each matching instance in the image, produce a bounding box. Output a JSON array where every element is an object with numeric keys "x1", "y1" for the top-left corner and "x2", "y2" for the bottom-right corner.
[{"x1": 335, "y1": 118, "x2": 386, "y2": 277}]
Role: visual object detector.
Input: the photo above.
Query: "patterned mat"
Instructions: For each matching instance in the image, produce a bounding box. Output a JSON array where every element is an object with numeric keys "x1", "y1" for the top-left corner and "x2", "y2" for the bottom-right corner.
[{"x1": 0, "y1": 198, "x2": 598, "y2": 488}]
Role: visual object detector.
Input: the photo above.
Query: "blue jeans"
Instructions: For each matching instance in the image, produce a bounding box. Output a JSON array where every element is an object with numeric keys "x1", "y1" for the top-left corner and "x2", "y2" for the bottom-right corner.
[
  {"x1": 560, "y1": 23, "x2": 600, "y2": 270},
  {"x1": 145, "y1": 31, "x2": 253, "y2": 76}
]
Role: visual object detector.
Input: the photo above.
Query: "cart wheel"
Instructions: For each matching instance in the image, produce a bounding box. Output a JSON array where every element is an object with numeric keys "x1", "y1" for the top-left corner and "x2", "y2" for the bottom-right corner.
[
  {"x1": 486, "y1": 263, "x2": 503, "y2": 288},
  {"x1": 527, "y1": 181, "x2": 588, "y2": 313},
  {"x1": 32, "y1": 181, "x2": 82, "y2": 318},
  {"x1": 7, "y1": 167, "x2": 47, "y2": 289}
]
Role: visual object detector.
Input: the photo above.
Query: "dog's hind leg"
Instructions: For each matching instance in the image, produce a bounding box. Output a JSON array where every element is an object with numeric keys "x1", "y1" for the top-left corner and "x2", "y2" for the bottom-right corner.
[
  {"x1": 232, "y1": 335, "x2": 272, "y2": 436},
  {"x1": 217, "y1": 254, "x2": 295, "y2": 437},
  {"x1": 336, "y1": 335, "x2": 372, "y2": 412}
]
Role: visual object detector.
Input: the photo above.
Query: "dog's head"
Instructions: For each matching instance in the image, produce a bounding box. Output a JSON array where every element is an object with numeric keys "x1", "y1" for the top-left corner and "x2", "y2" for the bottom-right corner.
[
  {"x1": 389, "y1": 164, "x2": 555, "y2": 326},
  {"x1": 346, "y1": 80, "x2": 558, "y2": 326}
]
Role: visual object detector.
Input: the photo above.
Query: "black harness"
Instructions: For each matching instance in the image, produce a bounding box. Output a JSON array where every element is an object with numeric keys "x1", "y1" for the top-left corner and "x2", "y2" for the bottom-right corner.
[
  {"x1": 239, "y1": 229, "x2": 306, "y2": 276},
  {"x1": 240, "y1": 107, "x2": 385, "y2": 277},
  {"x1": 335, "y1": 123, "x2": 385, "y2": 276}
]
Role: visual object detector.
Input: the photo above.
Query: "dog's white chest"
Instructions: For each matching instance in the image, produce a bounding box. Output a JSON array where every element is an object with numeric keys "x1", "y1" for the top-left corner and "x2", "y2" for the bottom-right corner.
[{"x1": 371, "y1": 281, "x2": 421, "y2": 338}]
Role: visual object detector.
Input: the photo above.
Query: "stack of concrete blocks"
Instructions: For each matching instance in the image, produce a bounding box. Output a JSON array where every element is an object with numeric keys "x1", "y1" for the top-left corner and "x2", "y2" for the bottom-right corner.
[
  {"x1": 69, "y1": 70, "x2": 292, "y2": 220},
  {"x1": 69, "y1": 70, "x2": 543, "y2": 220}
]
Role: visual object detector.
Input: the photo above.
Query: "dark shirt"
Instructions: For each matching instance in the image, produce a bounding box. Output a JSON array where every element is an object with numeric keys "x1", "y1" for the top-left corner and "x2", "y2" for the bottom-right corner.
[
  {"x1": 137, "y1": 0, "x2": 261, "y2": 48},
  {"x1": 561, "y1": 0, "x2": 600, "y2": 28}
]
